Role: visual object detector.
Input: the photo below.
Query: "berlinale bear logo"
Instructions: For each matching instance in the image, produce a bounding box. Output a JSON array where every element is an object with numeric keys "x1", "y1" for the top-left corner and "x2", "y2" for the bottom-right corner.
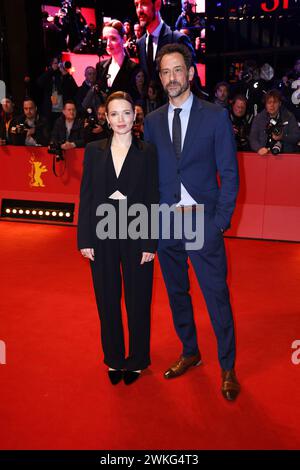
[
  {"x1": 261, "y1": 0, "x2": 289, "y2": 11},
  {"x1": 29, "y1": 155, "x2": 48, "y2": 188}
]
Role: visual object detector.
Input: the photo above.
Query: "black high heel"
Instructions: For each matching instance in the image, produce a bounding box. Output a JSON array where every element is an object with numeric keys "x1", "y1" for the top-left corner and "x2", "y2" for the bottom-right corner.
[
  {"x1": 108, "y1": 369, "x2": 123, "y2": 385},
  {"x1": 123, "y1": 370, "x2": 141, "y2": 385}
]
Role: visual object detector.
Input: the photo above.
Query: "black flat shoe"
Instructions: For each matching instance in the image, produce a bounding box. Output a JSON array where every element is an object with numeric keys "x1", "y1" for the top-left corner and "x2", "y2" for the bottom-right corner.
[
  {"x1": 108, "y1": 369, "x2": 123, "y2": 385},
  {"x1": 123, "y1": 370, "x2": 141, "y2": 385}
]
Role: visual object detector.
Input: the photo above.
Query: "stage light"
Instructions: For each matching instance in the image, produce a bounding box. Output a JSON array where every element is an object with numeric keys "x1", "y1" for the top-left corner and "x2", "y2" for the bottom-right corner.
[{"x1": 1, "y1": 199, "x2": 75, "y2": 223}]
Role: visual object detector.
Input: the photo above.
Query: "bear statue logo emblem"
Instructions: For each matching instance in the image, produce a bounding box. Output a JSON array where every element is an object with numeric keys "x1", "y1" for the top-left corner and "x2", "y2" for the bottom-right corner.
[{"x1": 29, "y1": 155, "x2": 48, "y2": 187}]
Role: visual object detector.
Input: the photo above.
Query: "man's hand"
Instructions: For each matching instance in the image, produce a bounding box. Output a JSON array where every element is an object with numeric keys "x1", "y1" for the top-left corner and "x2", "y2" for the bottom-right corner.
[
  {"x1": 26, "y1": 128, "x2": 35, "y2": 137},
  {"x1": 0, "y1": 138, "x2": 7, "y2": 146},
  {"x1": 140, "y1": 252, "x2": 155, "y2": 265},
  {"x1": 258, "y1": 147, "x2": 269, "y2": 156},
  {"x1": 92, "y1": 124, "x2": 104, "y2": 134},
  {"x1": 80, "y1": 248, "x2": 95, "y2": 261},
  {"x1": 61, "y1": 141, "x2": 76, "y2": 150}
]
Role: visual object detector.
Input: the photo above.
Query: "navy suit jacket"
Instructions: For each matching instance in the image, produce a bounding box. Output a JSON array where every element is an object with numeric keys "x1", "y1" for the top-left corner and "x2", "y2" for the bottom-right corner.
[
  {"x1": 144, "y1": 94, "x2": 239, "y2": 232},
  {"x1": 137, "y1": 22, "x2": 197, "y2": 83}
]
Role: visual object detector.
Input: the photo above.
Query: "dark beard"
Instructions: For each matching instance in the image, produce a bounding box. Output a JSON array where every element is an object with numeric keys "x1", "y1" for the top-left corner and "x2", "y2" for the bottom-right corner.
[{"x1": 164, "y1": 76, "x2": 190, "y2": 98}]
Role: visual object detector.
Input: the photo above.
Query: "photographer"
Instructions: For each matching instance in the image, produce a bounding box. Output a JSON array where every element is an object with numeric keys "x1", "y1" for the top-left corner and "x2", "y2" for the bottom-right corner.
[
  {"x1": 230, "y1": 60, "x2": 266, "y2": 120},
  {"x1": 81, "y1": 81, "x2": 105, "y2": 115},
  {"x1": 84, "y1": 104, "x2": 110, "y2": 144},
  {"x1": 132, "y1": 104, "x2": 144, "y2": 140},
  {"x1": 229, "y1": 95, "x2": 251, "y2": 151},
  {"x1": 10, "y1": 99, "x2": 49, "y2": 147},
  {"x1": 175, "y1": 0, "x2": 203, "y2": 39},
  {"x1": 249, "y1": 89, "x2": 300, "y2": 155},
  {"x1": 76, "y1": 66, "x2": 97, "y2": 116},
  {"x1": 50, "y1": 101, "x2": 84, "y2": 152},
  {"x1": 279, "y1": 58, "x2": 300, "y2": 125},
  {"x1": 213, "y1": 82, "x2": 230, "y2": 109},
  {"x1": 37, "y1": 57, "x2": 78, "y2": 130},
  {"x1": 0, "y1": 97, "x2": 16, "y2": 146}
]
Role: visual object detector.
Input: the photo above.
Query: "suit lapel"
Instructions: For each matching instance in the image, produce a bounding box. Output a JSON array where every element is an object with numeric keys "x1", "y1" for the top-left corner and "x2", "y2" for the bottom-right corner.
[
  {"x1": 156, "y1": 23, "x2": 169, "y2": 59},
  {"x1": 181, "y1": 96, "x2": 203, "y2": 163},
  {"x1": 113, "y1": 56, "x2": 129, "y2": 90},
  {"x1": 159, "y1": 104, "x2": 175, "y2": 159},
  {"x1": 125, "y1": 138, "x2": 143, "y2": 198},
  {"x1": 94, "y1": 137, "x2": 112, "y2": 200}
]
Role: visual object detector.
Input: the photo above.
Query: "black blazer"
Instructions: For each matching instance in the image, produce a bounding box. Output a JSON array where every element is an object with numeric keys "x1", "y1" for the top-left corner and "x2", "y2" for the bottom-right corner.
[
  {"x1": 96, "y1": 55, "x2": 140, "y2": 97},
  {"x1": 137, "y1": 22, "x2": 197, "y2": 83},
  {"x1": 77, "y1": 136, "x2": 159, "y2": 253}
]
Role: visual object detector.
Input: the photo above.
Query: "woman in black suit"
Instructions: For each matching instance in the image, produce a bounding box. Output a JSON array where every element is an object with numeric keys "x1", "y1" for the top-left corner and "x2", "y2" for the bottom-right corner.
[
  {"x1": 77, "y1": 91, "x2": 159, "y2": 385},
  {"x1": 96, "y1": 20, "x2": 140, "y2": 99}
]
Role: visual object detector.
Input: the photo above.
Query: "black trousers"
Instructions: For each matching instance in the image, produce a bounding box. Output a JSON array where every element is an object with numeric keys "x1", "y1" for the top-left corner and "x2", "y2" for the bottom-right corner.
[{"x1": 90, "y1": 235, "x2": 154, "y2": 371}]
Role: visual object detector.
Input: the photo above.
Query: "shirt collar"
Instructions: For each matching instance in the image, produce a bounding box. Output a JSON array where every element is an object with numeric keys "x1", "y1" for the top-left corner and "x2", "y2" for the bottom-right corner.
[
  {"x1": 168, "y1": 92, "x2": 194, "y2": 114},
  {"x1": 147, "y1": 19, "x2": 164, "y2": 40}
]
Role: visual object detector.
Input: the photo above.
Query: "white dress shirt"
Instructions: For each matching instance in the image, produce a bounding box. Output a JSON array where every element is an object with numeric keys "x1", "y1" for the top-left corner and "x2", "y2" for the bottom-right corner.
[{"x1": 146, "y1": 20, "x2": 164, "y2": 61}]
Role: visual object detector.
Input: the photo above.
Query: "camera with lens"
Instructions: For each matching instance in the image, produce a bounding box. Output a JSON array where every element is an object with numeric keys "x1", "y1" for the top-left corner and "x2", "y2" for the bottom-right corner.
[
  {"x1": 127, "y1": 37, "x2": 136, "y2": 49},
  {"x1": 266, "y1": 118, "x2": 283, "y2": 155},
  {"x1": 98, "y1": 38, "x2": 107, "y2": 56},
  {"x1": 48, "y1": 142, "x2": 65, "y2": 161},
  {"x1": 85, "y1": 108, "x2": 97, "y2": 130},
  {"x1": 11, "y1": 123, "x2": 30, "y2": 135}
]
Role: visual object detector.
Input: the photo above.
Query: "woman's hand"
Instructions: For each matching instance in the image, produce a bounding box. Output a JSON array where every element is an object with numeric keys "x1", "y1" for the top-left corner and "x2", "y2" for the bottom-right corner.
[
  {"x1": 140, "y1": 252, "x2": 155, "y2": 265},
  {"x1": 80, "y1": 248, "x2": 95, "y2": 261}
]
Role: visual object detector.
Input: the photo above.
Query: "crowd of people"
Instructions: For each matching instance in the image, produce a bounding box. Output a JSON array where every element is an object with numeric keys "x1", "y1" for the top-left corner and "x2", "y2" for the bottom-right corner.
[{"x1": 1, "y1": 0, "x2": 300, "y2": 154}]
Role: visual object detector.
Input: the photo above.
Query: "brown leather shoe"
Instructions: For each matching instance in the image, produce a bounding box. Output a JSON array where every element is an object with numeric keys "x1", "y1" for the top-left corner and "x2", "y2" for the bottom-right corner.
[
  {"x1": 164, "y1": 353, "x2": 202, "y2": 379},
  {"x1": 221, "y1": 369, "x2": 240, "y2": 401}
]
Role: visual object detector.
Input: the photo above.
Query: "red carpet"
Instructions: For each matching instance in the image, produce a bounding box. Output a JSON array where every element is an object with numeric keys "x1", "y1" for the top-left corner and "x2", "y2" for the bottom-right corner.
[{"x1": 0, "y1": 221, "x2": 300, "y2": 450}]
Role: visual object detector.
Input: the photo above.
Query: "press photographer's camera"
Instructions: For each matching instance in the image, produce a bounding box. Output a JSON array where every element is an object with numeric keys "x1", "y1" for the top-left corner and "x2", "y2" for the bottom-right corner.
[
  {"x1": 266, "y1": 118, "x2": 283, "y2": 155},
  {"x1": 48, "y1": 142, "x2": 65, "y2": 161},
  {"x1": 11, "y1": 123, "x2": 30, "y2": 135},
  {"x1": 85, "y1": 108, "x2": 97, "y2": 129}
]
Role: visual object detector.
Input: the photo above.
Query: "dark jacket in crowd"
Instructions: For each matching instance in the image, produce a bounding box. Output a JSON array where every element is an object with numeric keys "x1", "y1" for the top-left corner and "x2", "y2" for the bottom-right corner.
[
  {"x1": 76, "y1": 81, "x2": 93, "y2": 116},
  {"x1": 229, "y1": 112, "x2": 251, "y2": 151},
  {"x1": 10, "y1": 114, "x2": 50, "y2": 147},
  {"x1": 137, "y1": 22, "x2": 196, "y2": 84},
  {"x1": 51, "y1": 115, "x2": 84, "y2": 148},
  {"x1": 96, "y1": 55, "x2": 139, "y2": 98},
  {"x1": 249, "y1": 107, "x2": 300, "y2": 153},
  {"x1": 84, "y1": 121, "x2": 111, "y2": 144},
  {"x1": 37, "y1": 68, "x2": 78, "y2": 119},
  {"x1": 0, "y1": 111, "x2": 15, "y2": 144}
]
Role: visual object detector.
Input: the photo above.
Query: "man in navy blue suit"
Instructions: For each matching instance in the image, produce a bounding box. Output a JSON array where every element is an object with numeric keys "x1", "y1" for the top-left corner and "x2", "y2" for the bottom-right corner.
[
  {"x1": 144, "y1": 43, "x2": 240, "y2": 401},
  {"x1": 134, "y1": 0, "x2": 198, "y2": 86}
]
